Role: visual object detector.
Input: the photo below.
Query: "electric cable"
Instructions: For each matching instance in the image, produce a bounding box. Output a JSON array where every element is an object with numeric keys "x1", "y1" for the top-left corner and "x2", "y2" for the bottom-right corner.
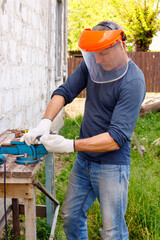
[
  {"x1": 0, "y1": 157, "x2": 8, "y2": 239},
  {"x1": 4, "y1": 158, "x2": 8, "y2": 240}
]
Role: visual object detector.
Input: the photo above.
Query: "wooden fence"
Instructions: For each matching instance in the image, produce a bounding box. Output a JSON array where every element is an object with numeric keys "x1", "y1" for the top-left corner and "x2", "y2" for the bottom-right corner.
[{"x1": 68, "y1": 52, "x2": 160, "y2": 97}]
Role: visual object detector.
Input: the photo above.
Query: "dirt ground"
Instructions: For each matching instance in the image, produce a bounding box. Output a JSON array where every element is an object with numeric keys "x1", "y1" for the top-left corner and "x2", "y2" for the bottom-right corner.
[
  {"x1": 65, "y1": 93, "x2": 160, "y2": 118},
  {"x1": 55, "y1": 153, "x2": 71, "y2": 175}
]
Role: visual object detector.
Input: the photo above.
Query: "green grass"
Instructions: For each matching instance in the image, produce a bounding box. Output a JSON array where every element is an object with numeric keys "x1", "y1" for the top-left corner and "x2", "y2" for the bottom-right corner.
[
  {"x1": 55, "y1": 113, "x2": 160, "y2": 240},
  {"x1": 127, "y1": 112, "x2": 160, "y2": 240},
  {"x1": 3, "y1": 113, "x2": 160, "y2": 239}
]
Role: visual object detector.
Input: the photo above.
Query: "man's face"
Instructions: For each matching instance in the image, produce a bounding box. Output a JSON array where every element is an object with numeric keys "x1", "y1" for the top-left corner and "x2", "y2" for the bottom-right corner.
[{"x1": 94, "y1": 42, "x2": 126, "y2": 71}]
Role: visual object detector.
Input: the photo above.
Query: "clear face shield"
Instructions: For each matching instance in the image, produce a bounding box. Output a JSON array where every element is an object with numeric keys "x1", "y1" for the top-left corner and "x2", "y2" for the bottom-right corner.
[{"x1": 78, "y1": 29, "x2": 128, "y2": 83}]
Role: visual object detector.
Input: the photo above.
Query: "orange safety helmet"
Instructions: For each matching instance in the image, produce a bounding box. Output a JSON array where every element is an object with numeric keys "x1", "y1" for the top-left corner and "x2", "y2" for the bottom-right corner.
[
  {"x1": 78, "y1": 28, "x2": 126, "y2": 52},
  {"x1": 78, "y1": 22, "x2": 128, "y2": 83}
]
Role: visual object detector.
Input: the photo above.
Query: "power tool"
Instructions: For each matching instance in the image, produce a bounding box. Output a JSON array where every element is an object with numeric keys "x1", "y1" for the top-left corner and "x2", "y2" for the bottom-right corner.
[
  {"x1": 0, "y1": 139, "x2": 48, "y2": 165},
  {"x1": 0, "y1": 154, "x2": 5, "y2": 165}
]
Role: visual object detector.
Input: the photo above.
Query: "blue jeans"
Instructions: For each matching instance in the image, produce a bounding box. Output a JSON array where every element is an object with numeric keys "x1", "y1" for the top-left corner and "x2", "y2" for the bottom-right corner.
[{"x1": 61, "y1": 155, "x2": 130, "y2": 240}]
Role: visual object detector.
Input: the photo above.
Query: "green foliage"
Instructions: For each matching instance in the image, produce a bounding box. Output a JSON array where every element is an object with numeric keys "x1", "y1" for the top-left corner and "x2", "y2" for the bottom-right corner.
[
  {"x1": 59, "y1": 115, "x2": 83, "y2": 139},
  {"x1": 128, "y1": 112, "x2": 160, "y2": 239},
  {"x1": 55, "y1": 113, "x2": 160, "y2": 239},
  {"x1": 87, "y1": 200, "x2": 102, "y2": 239},
  {"x1": 54, "y1": 116, "x2": 83, "y2": 240},
  {"x1": 54, "y1": 153, "x2": 76, "y2": 240},
  {"x1": 68, "y1": 0, "x2": 113, "y2": 51},
  {"x1": 68, "y1": 0, "x2": 160, "y2": 51},
  {"x1": 2, "y1": 221, "x2": 14, "y2": 240},
  {"x1": 2, "y1": 220, "x2": 25, "y2": 240},
  {"x1": 109, "y1": 0, "x2": 160, "y2": 51},
  {"x1": 36, "y1": 218, "x2": 51, "y2": 240}
]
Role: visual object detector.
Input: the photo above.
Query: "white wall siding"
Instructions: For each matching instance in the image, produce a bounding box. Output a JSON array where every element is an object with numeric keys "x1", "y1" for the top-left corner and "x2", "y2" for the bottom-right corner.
[
  {"x1": 0, "y1": 0, "x2": 67, "y2": 133},
  {"x1": 0, "y1": 0, "x2": 68, "y2": 228}
]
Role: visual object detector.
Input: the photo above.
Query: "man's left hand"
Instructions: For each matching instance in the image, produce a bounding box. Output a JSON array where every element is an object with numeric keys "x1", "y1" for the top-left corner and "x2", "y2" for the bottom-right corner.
[{"x1": 40, "y1": 134, "x2": 75, "y2": 153}]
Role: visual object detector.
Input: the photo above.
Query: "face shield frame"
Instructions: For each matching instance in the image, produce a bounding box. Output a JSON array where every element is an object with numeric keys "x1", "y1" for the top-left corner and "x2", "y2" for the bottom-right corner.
[
  {"x1": 78, "y1": 28, "x2": 126, "y2": 52},
  {"x1": 78, "y1": 28, "x2": 128, "y2": 84}
]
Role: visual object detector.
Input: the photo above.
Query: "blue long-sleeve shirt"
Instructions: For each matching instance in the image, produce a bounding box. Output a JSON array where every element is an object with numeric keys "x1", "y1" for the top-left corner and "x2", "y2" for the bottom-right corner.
[{"x1": 52, "y1": 59, "x2": 146, "y2": 165}]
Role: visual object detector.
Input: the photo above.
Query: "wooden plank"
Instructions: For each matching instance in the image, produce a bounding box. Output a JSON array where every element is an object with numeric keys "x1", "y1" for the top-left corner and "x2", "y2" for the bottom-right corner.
[
  {"x1": 158, "y1": 55, "x2": 160, "y2": 92},
  {"x1": 24, "y1": 187, "x2": 36, "y2": 240},
  {"x1": 141, "y1": 52, "x2": 145, "y2": 85},
  {"x1": 140, "y1": 101, "x2": 160, "y2": 117},
  {"x1": 0, "y1": 154, "x2": 41, "y2": 179},
  {"x1": 12, "y1": 199, "x2": 20, "y2": 238},
  {"x1": 149, "y1": 52, "x2": 152, "y2": 92},
  {"x1": 145, "y1": 52, "x2": 149, "y2": 92},
  {"x1": 151, "y1": 53, "x2": 155, "y2": 92},
  {"x1": 0, "y1": 130, "x2": 46, "y2": 239},
  {"x1": 0, "y1": 130, "x2": 43, "y2": 179},
  {"x1": 0, "y1": 131, "x2": 15, "y2": 145},
  {"x1": 68, "y1": 57, "x2": 72, "y2": 76},
  {"x1": 0, "y1": 165, "x2": 12, "y2": 178},
  {"x1": 49, "y1": 205, "x2": 60, "y2": 240},
  {"x1": 19, "y1": 204, "x2": 47, "y2": 218},
  {"x1": 155, "y1": 53, "x2": 159, "y2": 92},
  {"x1": 132, "y1": 132, "x2": 143, "y2": 157},
  {"x1": 154, "y1": 54, "x2": 158, "y2": 92},
  {"x1": 32, "y1": 179, "x2": 59, "y2": 205},
  {"x1": 0, "y1": 161, "x2": 41, "y2": 180},
  {"x1": 12, "y1": 162, "x2": 41, "y2": 178},
  {"x1": 0, "y1": 183, "x2": 34, "y2": 199},
  {"x1": 0, "y1": 177, "x2": 33, "y2": 184},
  {"x1": 68, "y1": 52, "x2": 160, "y2": 96}
]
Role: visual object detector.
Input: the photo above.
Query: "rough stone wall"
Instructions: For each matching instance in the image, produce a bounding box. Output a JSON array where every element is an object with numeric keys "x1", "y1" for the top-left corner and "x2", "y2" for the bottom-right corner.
[{"x1": 0, "y1": 0, "x2": 67, "y2": 133}]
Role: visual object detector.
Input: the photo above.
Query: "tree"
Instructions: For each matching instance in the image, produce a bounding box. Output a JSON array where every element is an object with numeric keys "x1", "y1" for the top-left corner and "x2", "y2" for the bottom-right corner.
[
  {"x1": 68, "y1": 0, "x2": 160, "y2": 51},
  {"x1": 109, "y1": 0, "x2": 160, "y2": 51},
  {"x1": 68, "y1": 0, "x2": 113, "y2": 51}
]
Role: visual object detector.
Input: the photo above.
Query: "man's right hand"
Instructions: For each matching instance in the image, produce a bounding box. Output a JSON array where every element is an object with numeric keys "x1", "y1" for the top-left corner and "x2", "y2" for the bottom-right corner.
[{"x1": 20, "y1": 118, "x2": 52, "y2": 146}]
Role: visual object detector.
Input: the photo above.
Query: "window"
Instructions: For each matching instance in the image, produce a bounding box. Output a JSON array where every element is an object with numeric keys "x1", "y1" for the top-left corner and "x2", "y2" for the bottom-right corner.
[{"x1": 55, "y1": 0, "x2": 62, "y2": 81}]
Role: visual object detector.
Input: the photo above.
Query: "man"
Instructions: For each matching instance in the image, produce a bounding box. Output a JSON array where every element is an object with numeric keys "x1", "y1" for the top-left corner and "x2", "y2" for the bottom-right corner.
[{"x1": 21, "y1": 21, "x2": 146, "y2": 239}]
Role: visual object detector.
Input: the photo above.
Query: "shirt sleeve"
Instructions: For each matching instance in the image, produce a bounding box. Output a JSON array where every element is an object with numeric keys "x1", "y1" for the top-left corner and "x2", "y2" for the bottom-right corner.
[
  {"x1": 108, "y1": 78, "x2": 146, "y2": 148},
  {"x1": 51, "y1": 60, "x2": 88, "y2": 105}
]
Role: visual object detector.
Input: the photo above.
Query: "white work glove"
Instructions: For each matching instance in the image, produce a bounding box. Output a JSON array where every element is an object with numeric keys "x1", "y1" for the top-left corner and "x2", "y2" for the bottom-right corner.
[
  {"x1": 20, "y1": 119, "x2": 52, "y2": 146},
  {"x1": 40, "y1": 134, "x2": 75, "y2": 153}
]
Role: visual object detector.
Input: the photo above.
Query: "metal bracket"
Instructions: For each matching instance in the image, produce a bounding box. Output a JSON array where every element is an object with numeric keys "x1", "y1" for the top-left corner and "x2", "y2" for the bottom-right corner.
[{"x1": 32, "y1": 179, "x2": 60, "y2": 239}]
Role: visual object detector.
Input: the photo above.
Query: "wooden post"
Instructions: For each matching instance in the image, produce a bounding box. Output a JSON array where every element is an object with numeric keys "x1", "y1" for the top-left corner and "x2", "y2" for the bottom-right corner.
[
  {"x1": 12, "y1": 199, "x2": 20, "y2": 238},
  {"x1": 132, "y1": 132, "x2": 143, "y2": 157},
  {"x1": 45, "y1": 152, "x2": 55, "y2": 226},
  {"x1": 24, "y1": 185, "x2": 36, "y2": 240}
]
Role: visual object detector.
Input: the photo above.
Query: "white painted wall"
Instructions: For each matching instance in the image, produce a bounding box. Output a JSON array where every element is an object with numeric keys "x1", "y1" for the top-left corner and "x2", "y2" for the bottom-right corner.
[
  {"x1": 0, "y1": 0, "x2": 68, "y2": 133},
  {"x1": 0, "y1": 0, "x2": 68, "y2": 231}
]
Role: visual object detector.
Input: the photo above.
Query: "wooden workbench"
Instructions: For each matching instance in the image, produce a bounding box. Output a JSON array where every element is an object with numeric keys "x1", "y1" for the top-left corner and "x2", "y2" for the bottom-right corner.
[{"x1": 0, "y1": 130, "x2": 44, "y2": 239}]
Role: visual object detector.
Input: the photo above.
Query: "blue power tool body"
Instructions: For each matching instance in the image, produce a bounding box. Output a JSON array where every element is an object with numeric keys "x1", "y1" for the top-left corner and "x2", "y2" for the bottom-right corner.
[
  {"x1": 0, "y1": 140, "x2": 48, "y2": 165},
  {"x1": 0, "y1": 154, "x2": 5, "y2": 165}
]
